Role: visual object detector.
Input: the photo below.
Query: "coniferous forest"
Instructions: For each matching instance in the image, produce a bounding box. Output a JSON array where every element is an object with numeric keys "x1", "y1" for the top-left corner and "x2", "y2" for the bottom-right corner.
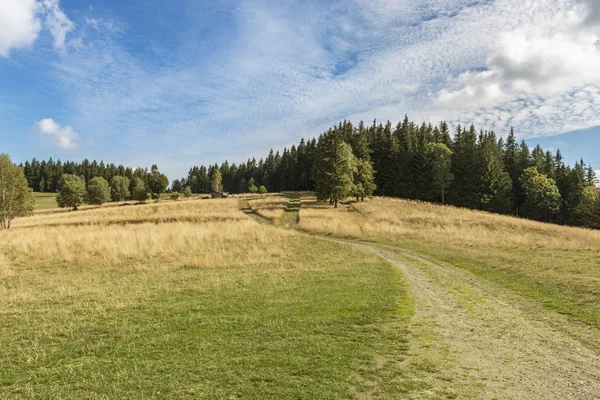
[{"x1": 19, "y1": 116, "x2": 600, "y2": 228}]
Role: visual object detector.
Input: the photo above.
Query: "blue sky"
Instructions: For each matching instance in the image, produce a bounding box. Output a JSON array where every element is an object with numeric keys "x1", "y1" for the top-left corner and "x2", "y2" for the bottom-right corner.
[{"x1": 1, "y1": 0, "x2": 600, "y2": 179}]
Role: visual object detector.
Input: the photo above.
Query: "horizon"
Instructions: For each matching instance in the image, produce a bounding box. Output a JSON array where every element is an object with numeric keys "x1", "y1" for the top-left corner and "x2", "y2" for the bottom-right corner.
[{"x1": 2, "y1": 0, "x2": 600, "y2": 179}]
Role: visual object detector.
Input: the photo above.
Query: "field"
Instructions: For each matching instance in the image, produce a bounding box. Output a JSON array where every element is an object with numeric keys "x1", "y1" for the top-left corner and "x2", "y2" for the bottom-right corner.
[
  {"x1": 299, "y1": 197, "x2": 600, "y2": 329},
  {"x1": 2, "y1": 194, "x2": 599, "y2": 399},
  {"x1": 32, "y1": 192, "x2": 59, "y2": 210},
  {"x1": 0, "y1": 198, "x2": 448, "y2": 399}
]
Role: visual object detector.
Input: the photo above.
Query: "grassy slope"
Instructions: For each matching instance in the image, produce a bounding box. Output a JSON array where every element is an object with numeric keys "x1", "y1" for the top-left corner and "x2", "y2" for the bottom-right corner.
[
  {"x1": 32, "y1": 192, "x2": 58, "y2": 210},
  {"x1": 299, "y1": 197, "x2": 600, "y2": 330},
  {"x1": 0, "y1": 199, "x2": 427, "y2": 399}
]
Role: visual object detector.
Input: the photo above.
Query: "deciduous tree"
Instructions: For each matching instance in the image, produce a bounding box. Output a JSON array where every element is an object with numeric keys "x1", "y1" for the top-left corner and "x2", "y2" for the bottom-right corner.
[
  {"x1": 0, "y1": 154, "x2": 34, "y2": 229},
  {"x1": 56, "y1": 174, "x2": 86, "y2": 211},
  {"x1": 86, "y1": 176, "x2": 110, "y2": 205}
]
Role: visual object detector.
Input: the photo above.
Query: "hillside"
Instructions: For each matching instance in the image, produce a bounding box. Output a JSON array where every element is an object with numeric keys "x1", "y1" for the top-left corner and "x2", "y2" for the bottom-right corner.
[{"x1": 1, "y1": 194, "x2": 599, "y2": 399}]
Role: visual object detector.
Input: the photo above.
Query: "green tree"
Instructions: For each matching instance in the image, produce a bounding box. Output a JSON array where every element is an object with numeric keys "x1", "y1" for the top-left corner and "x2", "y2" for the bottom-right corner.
[
  {"x1": 110, "y1": 176, "x2": 130, "y2": 202},
  {"x1": 183, "y1": 186, "x2": 192, "y2": 198},
  {"x1": 520, "y1": 167, "x2": 561, "y2": 221},
  {"x1": 575, "y1": 186, "x2": 600, "y2": 229},
  {"x1": 315, "y1": 132, "x2": 354, "y2": 208},
  {"x1": 86, "y1": 176, "x2": 110, "y2": 205},
  {"x1": 427, "y1": 143, "x2": 453, "y2": 204},
  {"x1": 132, "y1": 177, "x2": 149, "y2": 203},
  {"x1": 248, "y1": 177, "x2": 258, "y2": 193},
  {"x1": 56, "y1": 174, "x2": 86, "y2": 211},
  {"x1": 0, "y1": 154, "x2": 34, "y2": 229},
  {"x1": 211, "y1": 170, "x2": 223, "y2": 193},
  {"x1": 351, "y1": 157, "x2": 376, "y2": 202},
  {"x1": 147, "y1": 165, "x2": 169, "y2": 201}
]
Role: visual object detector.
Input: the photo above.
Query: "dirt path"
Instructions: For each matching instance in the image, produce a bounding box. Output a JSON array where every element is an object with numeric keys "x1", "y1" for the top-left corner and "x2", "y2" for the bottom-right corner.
[
  {"x1": 345, "y1": 241, "x2": 600, "y2": 399},
  {"x1": 241, "y1": 200, "x2": 600, "y2": 399}
]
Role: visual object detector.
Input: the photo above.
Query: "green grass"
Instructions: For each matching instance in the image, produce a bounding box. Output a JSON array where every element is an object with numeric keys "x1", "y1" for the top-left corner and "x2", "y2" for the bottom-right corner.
[
  {"x1": 0, "y1": 237, "x2": 424, "y2": 399},
  {"x1": 32, "y1": 192, "x2": 58, "y2": 210},
  {"x1": 404, "y1": 243, "x2": 600, "y2": 329}
]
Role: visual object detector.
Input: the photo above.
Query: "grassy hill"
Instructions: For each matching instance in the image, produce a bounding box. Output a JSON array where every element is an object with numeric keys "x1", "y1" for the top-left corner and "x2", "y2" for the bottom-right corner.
[
  {"x1": 2, "y1": 194, "x2": 599, "y2": 398},
  {"x1": 299, "y1": 197, "x2": 600, "y2": 329}
]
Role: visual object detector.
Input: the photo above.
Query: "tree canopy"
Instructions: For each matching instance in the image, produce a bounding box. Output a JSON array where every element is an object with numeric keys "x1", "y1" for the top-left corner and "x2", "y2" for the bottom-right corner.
[{"x1": 0, "y1": 154, "x2": 34, "y2": 229}]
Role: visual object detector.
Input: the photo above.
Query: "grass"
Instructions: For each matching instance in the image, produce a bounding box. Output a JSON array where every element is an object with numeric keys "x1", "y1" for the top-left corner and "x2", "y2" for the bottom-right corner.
[
  {"x1": 299, "y1": 196, "x2": 600, "y2": 330},
  {"x1": 0, "y1": 198, "x2": 434, "y2": 399},
  {"x1": 32, "y1": 192, "x2": 58, "y2": 210}
]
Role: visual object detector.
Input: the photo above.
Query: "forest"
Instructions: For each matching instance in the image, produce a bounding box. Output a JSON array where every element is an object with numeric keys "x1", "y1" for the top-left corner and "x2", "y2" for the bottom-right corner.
[{"x1": 17, "y1": 116, "x2": 600, "y2": 228}]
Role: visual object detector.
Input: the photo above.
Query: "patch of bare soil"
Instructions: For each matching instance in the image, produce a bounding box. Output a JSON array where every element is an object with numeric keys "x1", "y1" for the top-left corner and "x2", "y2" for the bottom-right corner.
[{"x1": 356, "y1": 243, "x2": 600, "y2": 399}]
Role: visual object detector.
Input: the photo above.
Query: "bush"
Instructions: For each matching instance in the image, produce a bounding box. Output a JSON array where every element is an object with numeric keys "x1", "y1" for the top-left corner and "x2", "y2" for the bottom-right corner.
[
  {"x1": 57, "y1": 174, "x2": 86, "y2": 211},
  {"x1": 86, "y1": 177, "x2": 111, "y2": 205},
  {"x1": 110, "y1": 176, "x2": 130, "y2": 202},
  {"x1": 258, "y1": 185, "x2": 267, "y2": 194},
  {"x1": 171, "y1": 192, "x2": 181, "y2": 201},
  {"x1": 132, "y1": 178, "x2": 149, "y2": 203},
  {"x1": 183, "y1": 186, "x2": 192, "y2": 198}
]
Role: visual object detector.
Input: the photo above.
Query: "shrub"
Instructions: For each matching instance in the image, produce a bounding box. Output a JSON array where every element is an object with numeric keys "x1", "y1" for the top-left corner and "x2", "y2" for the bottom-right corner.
[
  {"x1": 86, "y1": 177, "x2": 111, "y2": 205},
  {"x1": 56, "y1": 174, "x2": 86, "y2": 211}
]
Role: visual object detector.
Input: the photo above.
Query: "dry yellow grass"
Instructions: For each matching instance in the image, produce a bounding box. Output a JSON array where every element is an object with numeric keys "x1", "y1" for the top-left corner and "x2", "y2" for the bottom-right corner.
[
  {"x1": 300, "y1": 197, "x2": 600, "y2": 251},
  {"x1": 0, "y1": 195, "x2": 423, "y2": 399},
  {"x1": 248, "y1": 196, "x2": 289, "y2": 222},
  {"x1": 299, "y1": 196, "x2": 600, "y2": 327}
]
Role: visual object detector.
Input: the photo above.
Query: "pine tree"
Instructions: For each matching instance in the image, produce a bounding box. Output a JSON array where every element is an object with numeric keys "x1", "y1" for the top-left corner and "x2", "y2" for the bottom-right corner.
[{"x1": 315, "y1": 131, "x2": 354, "y2": 207}]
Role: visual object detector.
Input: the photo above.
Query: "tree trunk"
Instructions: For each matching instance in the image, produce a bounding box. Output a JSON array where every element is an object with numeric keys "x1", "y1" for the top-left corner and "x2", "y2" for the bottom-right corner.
[
  {"x1": 442, "y1": 187, "x2": 445, "y2": 205},
  {"x1": 334, "y1": 198, "x2": 338, "y2": 208}
]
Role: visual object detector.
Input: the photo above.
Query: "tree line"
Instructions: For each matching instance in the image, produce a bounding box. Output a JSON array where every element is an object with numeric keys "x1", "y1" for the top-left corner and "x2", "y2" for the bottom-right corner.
[
  {"x1": 178, "y1": 117, "x2": 599, "y2": 228},
  {"x1": 10, "y1": 116, "x2": 600, "y2": 229}
]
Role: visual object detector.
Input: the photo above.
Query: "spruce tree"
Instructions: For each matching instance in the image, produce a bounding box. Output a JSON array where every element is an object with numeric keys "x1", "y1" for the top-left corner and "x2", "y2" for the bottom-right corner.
[{"x1": 315, "y1": 131, "x2": 354, "y2": 207}]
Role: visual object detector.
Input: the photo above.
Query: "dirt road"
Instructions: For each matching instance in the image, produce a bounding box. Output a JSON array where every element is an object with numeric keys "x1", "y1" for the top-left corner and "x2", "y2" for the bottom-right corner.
[
  {"x1": 243, "y1": 198, "x2": 600, "y2": 399},
  {"x1": 353, "y1": 241, "x2": 600, "y2": 399}
]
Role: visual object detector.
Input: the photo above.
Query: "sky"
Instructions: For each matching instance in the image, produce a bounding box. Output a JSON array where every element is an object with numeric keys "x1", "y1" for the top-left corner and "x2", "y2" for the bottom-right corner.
[{"x1": 1, "y1": 0, "x2": 600, "y2": 180}]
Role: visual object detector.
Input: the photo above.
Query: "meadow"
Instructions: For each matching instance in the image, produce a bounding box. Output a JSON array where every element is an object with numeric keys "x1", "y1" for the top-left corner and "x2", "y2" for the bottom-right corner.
[
  {"x1": 0, "y1": 198, "x2": 449, "y2": 399},
  {"x1": 3, "y1": 194, "x2": 599, "y2": 399},
  {"x1": 299, "y1": 197, "x2": 600, "y2": 331}
]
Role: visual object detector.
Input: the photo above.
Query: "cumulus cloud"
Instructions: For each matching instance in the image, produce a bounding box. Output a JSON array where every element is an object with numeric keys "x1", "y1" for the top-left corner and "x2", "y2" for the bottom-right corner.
[
  {"x1": 437, "y1": 28, "x2": 600, "y2": 107},
  {"x1": 433, "y1": 0, "x2": 600, "y2": 137},
  {"x1": 36, "y1": 118, "x2": 78, "y2": 149},
  {"x1": 0, "y1": 0, "x2": 41, "y2": 57},
  {"x1": 0, "y1": 0, "x2": 73, "y2": 57}
]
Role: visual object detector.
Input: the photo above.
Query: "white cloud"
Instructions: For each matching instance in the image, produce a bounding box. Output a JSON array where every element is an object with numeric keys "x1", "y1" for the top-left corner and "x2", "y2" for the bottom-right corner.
[
  {"x1": 434, "y1": 0, "x2": 600, "y2": 135},
  {"x1": 36, "y1": 118, "x2": 78, "y2": 149},
  {"x1": 0, "y1": 0, "x2": 41, "y2": 57},
  {"x1": 37, "y1": 0, "x2": 600, "y2": 178},
  {"x1": 40, "y1": 0, "x2": 74, "y2": 50},
  {"x1": 0, "y1": 0, "x2": 73, "y2": 57}
]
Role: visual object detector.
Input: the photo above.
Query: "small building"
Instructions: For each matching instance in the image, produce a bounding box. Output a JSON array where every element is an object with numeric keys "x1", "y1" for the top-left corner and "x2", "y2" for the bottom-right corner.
[{"x1": 211, "y1": 192, "x2": 229, "y2": 199}]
